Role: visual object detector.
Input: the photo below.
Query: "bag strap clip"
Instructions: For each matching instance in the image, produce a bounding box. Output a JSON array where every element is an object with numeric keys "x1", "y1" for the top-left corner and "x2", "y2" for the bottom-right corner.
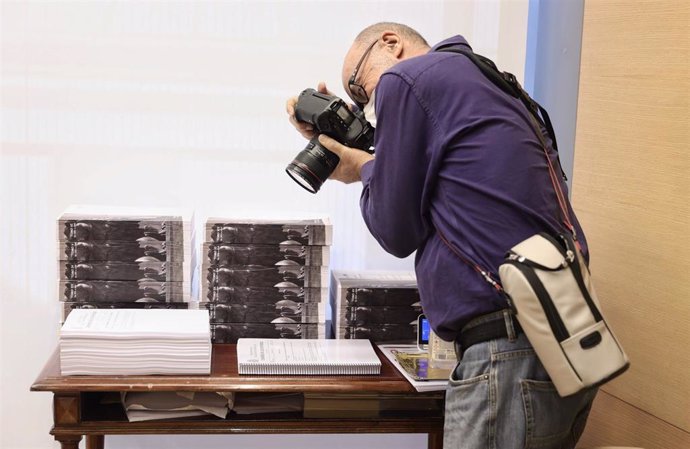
[{"x1": 564, "y1": 250, "x2": 575, "y2": 266}]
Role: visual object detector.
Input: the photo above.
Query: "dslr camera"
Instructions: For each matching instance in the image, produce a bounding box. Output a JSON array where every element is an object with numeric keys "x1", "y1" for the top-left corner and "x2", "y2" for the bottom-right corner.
[{"x1": 286, "y1": 88, "x2": 375, "y2": 193}]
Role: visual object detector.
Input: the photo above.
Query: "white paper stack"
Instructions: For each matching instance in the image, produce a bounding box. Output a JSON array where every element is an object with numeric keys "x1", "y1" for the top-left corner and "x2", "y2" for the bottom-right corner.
[
  {"x1": 121, "y1": 391, "x2": 233, "y2": 421},
  {"x1": 236, "y1": 338, "x2": 381, "y2": 375},
  {"x1": 59, "y1": 309, "x2": 211, "y2": 376}
]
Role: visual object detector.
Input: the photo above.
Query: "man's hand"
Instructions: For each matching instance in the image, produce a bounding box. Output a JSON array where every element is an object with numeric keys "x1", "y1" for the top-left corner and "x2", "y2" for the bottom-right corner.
[
  {"x1": 318, "y1": 135, "x2": 375, "y2": 184},
  {"x1": 286, "y1": 82, "x2": 334, "y2": 140}
]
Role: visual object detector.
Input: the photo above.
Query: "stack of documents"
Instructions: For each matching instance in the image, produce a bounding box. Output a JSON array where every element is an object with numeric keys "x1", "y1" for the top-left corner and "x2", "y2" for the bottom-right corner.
[
  {"x1": 198, "y1": 212, "x2": 331, "y2": 343},
  {"x1": 121, "y1": 391, "x2": 233, "y2": 421},
  {"x1": 377, "y1": 344, "x2": 451, "y2": 392},
  {"x1": 330, "y1": 271, "x2": 422, "y2": 343},
  {"x1": 236, "y1": 338, "x2": 381, "y2": 375},
  {"x1": 57, "y1": 205, "x2": 195, "y2": 316},
  {"x1": 60, "y1": 309, "x2": 211, "y2": 376}
]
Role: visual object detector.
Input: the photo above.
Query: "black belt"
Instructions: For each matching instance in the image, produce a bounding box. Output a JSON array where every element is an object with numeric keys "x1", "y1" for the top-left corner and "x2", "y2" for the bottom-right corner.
[{"x1": 455, "y1": 311, "x2": 523, "y2": 358}]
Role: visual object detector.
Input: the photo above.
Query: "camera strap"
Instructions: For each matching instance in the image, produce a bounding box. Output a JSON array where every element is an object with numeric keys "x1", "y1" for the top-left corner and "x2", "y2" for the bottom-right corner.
[
  {"x1": 435, "y1": 43, "x2": 565, "y2": 181},
  {"x1": 432, "y1": 43, "x2": 579, "y2": 297}
]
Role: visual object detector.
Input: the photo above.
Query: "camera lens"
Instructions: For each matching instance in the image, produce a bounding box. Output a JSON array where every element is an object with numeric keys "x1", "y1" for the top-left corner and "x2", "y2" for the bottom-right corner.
[{"x1": 285, "y1": 138, "x2": 340, "y2": 193}]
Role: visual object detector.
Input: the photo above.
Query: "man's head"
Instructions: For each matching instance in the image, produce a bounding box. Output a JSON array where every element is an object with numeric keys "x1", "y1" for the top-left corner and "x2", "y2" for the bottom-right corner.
[{"x1": 342, "y1": 22, "x2": 430, "y2": 107}]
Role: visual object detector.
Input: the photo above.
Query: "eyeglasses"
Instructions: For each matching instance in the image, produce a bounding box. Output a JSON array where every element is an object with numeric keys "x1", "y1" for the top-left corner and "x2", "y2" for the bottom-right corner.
[{"x1": 348, "y1": 40, "x2": 377, "y2": 107}]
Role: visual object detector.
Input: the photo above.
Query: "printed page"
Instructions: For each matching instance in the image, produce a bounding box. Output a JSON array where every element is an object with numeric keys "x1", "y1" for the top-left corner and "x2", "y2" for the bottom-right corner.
[{"x1": 60, "y1": 309, "x2": 210, "y2": 339}]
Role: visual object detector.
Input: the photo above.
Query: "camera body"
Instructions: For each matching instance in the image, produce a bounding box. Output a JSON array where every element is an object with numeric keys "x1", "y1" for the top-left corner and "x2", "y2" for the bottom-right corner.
[
  {"x1": 286, "y1": 88, "x2": 375, "y2": 193},
  {"x1": 294, "y1": 88, "x2": 374, "y2": 150}
]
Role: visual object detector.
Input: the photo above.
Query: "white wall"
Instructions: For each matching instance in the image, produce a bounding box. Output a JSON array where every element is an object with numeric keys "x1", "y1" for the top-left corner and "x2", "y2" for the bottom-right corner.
[{"x1": 0, "y1": 1, "x2": 528, "y2": 448}]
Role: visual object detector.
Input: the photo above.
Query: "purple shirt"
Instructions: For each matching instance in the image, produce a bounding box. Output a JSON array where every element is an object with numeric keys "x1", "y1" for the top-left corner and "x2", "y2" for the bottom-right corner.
[{"x1": 359, "y1": 36, "x2": 588, "y2": 341}]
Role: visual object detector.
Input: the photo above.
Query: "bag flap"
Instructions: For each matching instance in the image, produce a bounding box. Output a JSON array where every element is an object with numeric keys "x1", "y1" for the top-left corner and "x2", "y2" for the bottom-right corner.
[{"x1": 509, "y1": 234, "x2": 570, "y2": 270}]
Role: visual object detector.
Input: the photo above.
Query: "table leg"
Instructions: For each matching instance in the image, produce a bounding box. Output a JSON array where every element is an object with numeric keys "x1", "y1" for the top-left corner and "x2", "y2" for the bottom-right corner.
[
  {"x1": 87, "y1": 435, "x2": 105, "y2": 449},
  {"x1": 428, "y1": 429, "x2": 443, "y2": 449},
  {"x1": 55, "y1": 435, "x2": 82, "y2": 449}
]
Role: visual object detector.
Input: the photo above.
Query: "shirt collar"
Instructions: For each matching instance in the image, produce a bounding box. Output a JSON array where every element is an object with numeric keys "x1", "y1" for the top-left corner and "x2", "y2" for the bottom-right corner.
[{"x1": 430, "y1": 35, "x2": 472, "y2": 52}]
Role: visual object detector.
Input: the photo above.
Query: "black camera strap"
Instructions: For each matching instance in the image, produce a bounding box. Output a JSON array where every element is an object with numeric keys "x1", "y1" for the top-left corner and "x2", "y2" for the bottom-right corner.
[
  {"x1": 435, "y1": 43, "x2": 566, "y2": 181},
  {"x1": 431, "y1": 43, "x2": 579, "y2": 302}
]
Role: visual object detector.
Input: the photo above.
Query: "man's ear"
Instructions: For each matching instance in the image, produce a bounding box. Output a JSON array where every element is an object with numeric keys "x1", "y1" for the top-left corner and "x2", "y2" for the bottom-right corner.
[{"x1": 381, "y1": 31, "x2": 403, "y2": 59}]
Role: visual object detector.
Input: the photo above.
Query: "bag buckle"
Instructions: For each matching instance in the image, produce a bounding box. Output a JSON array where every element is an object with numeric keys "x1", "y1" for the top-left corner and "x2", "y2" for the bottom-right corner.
[
  {"x1": 562, "y1": 250, "x2": 575, "y2": 268},
  {"x1": 506, "y1": 251, "x2": 525, "y2": 263},
  {"x1": 502, "y1": 71, "x2": 517, "y2": 86}
]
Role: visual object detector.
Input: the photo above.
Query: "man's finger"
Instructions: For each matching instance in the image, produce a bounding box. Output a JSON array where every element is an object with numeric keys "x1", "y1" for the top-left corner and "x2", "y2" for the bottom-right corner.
[
  {"x1": 317, "y1": 81, "x2": 335, "y2": 97},
  {"x1": 286, "y1": 97, "x2": 297, "y2": 115},
  {"x1": 290, "y1": 117, "x2": 313, "y2": 132},
  {"x1": 318, "y1": 135, "x2": 345, "y2": 156}
]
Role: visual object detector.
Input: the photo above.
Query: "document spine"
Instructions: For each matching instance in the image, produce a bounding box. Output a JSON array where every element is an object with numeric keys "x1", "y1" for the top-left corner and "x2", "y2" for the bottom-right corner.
[{"x1": 238, "y1": 362, "x2": 381, "y2": 376}]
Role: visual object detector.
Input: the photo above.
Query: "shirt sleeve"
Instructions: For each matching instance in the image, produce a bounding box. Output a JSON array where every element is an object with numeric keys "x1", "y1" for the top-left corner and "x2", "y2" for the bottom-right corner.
[{"x1": 359, "y1": 73, "x2": 439, "y2": 258}]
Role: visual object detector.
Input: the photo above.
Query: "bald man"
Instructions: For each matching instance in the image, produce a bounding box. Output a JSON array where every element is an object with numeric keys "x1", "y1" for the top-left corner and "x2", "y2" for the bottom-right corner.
[{"x1": 287, "y1": 22, "x2": 596, "y2": 449}]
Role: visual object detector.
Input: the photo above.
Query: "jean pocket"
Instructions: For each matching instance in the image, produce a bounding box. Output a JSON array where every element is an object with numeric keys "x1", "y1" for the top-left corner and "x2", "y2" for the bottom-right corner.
[
  {"x1": 445, "y1": 371, "x2": 491, "y2": 449},
  {"x1": 520, "y1": 380, "x2": 592, "y2": 449},
  {"x1": 449, "y1": 371, "x2": 490, "y2": 387}
]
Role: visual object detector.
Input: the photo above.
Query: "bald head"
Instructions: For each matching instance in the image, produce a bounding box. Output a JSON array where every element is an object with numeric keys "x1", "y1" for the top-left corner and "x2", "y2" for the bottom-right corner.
[
  {"x1": 342, "y1": 23, "x2": 431, "y2": 105},
  {"x1": 353, "y1": 22, "x2": 429, "y2": 48}
]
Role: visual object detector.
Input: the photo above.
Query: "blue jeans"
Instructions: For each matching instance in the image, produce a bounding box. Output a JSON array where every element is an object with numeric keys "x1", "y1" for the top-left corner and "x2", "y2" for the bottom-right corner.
[{"x1": 443, "y1": 310, "x2": 597, "y2": 449}]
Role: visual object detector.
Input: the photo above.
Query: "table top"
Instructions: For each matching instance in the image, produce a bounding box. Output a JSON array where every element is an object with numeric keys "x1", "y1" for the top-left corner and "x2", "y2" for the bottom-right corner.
[{"x1": 31, "y1": 344, "x2": 417, "y2": 394}]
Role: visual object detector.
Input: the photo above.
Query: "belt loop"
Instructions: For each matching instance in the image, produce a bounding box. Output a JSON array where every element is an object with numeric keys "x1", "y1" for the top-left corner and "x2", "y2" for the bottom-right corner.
[{"x1": 503, "y1": 309, "x2": 517, "y2": 341}]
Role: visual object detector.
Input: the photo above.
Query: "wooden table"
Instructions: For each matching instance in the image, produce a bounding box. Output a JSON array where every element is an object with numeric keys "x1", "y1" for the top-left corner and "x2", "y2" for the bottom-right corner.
[{"x1": 31, "y1": 344, "x2": 445, "y2": 449}]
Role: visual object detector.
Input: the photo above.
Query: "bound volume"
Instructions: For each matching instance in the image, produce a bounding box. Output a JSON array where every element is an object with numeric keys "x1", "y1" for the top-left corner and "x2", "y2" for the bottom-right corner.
[{"x1": 236, "y1": 338, "x2": 381, "y2": 375}]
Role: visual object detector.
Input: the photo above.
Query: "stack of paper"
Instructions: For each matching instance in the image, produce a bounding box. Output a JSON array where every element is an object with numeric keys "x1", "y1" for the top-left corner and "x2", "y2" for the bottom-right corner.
[
  {"x1": 197, "y1": 212, "x2": 331, "y2": 343},
  {"x1": 60, "y1": 309, "x2": 211, "y2": 376},
  {"x1": 330, "y1": 271, "x2": 422, "y2": 343},
  {"x1": 121, "y1": 392, "x2": 233, "y2": 421},
  {"x1": 377, "y1": 344, "x2": 450, "y2": 392},
  {"x1": 56, "y1": 205, "x2": 195, "y2": 319},
  {"x1": 236, "y1": 338, "x2": 381, "y2": 375}
]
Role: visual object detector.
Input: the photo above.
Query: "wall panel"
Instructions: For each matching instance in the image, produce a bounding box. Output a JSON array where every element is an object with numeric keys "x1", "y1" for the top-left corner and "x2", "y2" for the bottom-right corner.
[
  {"x1": 578, "y1": 391, "x2": 690, "y2": 449},
  {"x1": 573, "y1": 0, "x2": 689, "y2": 445}
]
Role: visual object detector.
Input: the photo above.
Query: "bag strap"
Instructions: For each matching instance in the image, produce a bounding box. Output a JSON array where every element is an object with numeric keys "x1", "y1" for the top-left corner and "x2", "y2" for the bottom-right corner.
[
  {"x1": 432, "y1": 44, "x2": 580, "y2": 293},
  {"x1": 525, "y1": 109, "x2": 579, "y2": 242},
  {"x1": 435, "y1": 227, "x2": 505, "y2": 294}
]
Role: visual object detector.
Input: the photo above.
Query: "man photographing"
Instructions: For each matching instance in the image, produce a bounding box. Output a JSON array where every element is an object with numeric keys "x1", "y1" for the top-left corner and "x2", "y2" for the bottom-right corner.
[{"x1": 286, "y1": 22, "x2": 596, "y2": 448}]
